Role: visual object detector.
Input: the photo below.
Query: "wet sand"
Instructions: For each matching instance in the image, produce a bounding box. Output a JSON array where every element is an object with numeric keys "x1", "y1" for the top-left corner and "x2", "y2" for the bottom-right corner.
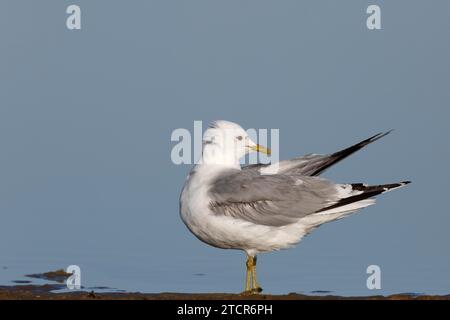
[
  {"x1": 1, "y1": 269, "x2": 448, "y2": 300},
  {"x1": 0, "y1": 284, "x2": 449, "y2": 300}
]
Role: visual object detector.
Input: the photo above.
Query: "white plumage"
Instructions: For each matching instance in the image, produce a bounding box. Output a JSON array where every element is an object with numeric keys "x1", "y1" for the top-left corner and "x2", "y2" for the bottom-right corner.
[{"x1": 179, "y1": 120, "x2": 409, "y2": 293}]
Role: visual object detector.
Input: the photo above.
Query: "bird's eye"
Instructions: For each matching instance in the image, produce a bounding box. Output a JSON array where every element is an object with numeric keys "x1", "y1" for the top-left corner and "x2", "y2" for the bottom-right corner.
[{"x1": 236, "y1": 136, "x2": 243, "y2": 141}]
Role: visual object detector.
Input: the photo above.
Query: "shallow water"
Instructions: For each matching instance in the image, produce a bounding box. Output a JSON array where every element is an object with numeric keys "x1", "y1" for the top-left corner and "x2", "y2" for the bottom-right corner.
[
  {"x1": 1, "y1": 231, "x2": 449, "y2": 297},
  {"x1": 1, "y1": 0, "x2": 450, "y2": 297}
]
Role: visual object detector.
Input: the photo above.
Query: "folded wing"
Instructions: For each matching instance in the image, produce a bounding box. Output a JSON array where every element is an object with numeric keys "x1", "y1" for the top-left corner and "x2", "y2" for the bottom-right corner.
[
  {"x1": 208, "y1": 169, "x2": 410, "y2": 227},
  {"x1": 242, "y1": 131, "x2": 393, "y2": 176},
  {"x1": 209, "y1": 169, "x2": 345, "y2": 227}
]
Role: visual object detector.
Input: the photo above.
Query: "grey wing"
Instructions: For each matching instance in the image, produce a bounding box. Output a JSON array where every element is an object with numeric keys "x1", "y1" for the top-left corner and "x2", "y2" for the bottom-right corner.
[
  {"x1": 208, "y1": 170, "x2": 341, "y2": 227},
  {"x1": 241, "y1": 154, "x2": 331, "y2": 176},
  {"x1": 242, "y1": 131, "x2": 392, "y2": 176}
]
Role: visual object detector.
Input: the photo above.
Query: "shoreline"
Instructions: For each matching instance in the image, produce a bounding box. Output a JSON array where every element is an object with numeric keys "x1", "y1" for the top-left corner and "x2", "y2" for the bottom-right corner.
[{"x1": 1, "y1": 284, "x2": 449, "y2": 300}]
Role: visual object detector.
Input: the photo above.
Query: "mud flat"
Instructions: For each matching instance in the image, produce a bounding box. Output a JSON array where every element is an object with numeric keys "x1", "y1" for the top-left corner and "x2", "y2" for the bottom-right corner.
[
  {"x1": 1, "y1": 269, "x2": 448, "y2": 300},
  {"x1": 0, "y1": 285, "x2": 449, "y2": 300}
]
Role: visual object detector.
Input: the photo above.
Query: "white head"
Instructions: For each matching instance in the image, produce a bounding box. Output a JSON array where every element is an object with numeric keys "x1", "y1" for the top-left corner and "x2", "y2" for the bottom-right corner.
[{"x1": 201, "y1": 120, "x2": 271, "y2": 168}]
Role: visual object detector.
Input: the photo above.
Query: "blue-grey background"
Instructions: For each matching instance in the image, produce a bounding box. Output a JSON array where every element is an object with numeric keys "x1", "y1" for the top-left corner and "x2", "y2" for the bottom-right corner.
[{"x1": 1, "y1": 0, "x2": 449, "y2": 295}]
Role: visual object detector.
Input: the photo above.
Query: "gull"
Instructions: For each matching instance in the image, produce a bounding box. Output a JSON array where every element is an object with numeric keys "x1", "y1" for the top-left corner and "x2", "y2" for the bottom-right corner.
[{"x1": 180, "y1": 120, "x2": 410, "y2": 294}]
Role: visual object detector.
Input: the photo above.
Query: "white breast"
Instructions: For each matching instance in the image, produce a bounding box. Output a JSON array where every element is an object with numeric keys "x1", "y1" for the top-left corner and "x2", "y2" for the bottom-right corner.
[
  {"x1": 180, "y1": 164, "x2": 237, "y2": 249},
  {"x1": 179, "y1": 164, "x2": 310, "y2": 255}
]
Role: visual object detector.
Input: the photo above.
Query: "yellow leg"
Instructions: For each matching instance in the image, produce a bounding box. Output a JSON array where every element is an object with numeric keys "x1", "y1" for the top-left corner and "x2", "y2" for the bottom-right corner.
[
  {"x1": 251, "y1": 256, "x2": 263, "y2": 293},
  {"x1": 244, "y1": 257, "x2": 252, "y2": 292},
  {"x1": 242, "y1": 255, "x2": 263, "y2": 294}
]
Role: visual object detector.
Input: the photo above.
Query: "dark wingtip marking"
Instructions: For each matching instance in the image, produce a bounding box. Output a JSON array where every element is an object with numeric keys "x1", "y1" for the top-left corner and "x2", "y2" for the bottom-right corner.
[
  {"x1": 351, "y1": 180, "x2": 410, "y2": 192},
  {"x1": 311, "y1": 130, "x2": 394, "y2": 176},
  {"x1": 316, "y1": 180, "x2": 410, "y2": 213},
  {"x1": 365, "y1": 129, "x2": 394, "y2": 145}
]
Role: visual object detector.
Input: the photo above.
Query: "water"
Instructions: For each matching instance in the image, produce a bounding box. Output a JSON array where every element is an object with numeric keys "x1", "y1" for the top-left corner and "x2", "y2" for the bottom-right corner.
[
  {"x1": 1, "y1": 0, "x2": 450, "y2": 296},
  {"x1": 2, "y1": 219, "x2": 449, "y2": 296}
]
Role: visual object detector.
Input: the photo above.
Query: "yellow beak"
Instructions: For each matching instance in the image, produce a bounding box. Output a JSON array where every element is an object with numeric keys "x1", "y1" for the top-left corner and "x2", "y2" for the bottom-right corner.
[{"x1": 250, "y1": 144, "x2": 271, "y2": 155}]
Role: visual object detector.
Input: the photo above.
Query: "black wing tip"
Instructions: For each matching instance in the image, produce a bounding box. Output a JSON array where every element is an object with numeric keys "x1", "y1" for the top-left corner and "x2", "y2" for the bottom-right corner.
[
  {"x1": 309, "y1": 129, "x2": 397, "y2": 177},
  {"x1": 338, "y1": 129, "x2": 394, "y2": 154},
  {"x1": 375, "y1": 180, "x2": 411, "y2": 194},
  {"x1": 370, "y1": 129, "x2": 394, "y2": 142},
  {"x1": 316, "y1": 180, "x2": 410, "y2": 213},
  {"x1": 380, "y1": 180, "x2": 411, "y2": 191},
  {"x1": 351, "y1": 180, "x2": 411, "y2": 191}
]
